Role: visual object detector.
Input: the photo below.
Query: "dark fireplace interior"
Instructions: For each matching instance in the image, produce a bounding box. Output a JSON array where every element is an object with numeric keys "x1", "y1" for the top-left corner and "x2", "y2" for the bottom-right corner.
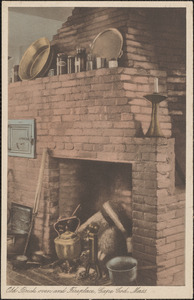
[{"x1": 59, "y1": 159, "x2": 132, "y2": 227}]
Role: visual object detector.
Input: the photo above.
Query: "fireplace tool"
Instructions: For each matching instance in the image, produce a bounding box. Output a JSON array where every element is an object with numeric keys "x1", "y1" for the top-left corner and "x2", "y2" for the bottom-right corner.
[
  {"x1": 13, "y1": 148, "x2": 48, "y2": 268},
  {"x1": 85, "y1": 223, "x2": 102, "y2": 279}
]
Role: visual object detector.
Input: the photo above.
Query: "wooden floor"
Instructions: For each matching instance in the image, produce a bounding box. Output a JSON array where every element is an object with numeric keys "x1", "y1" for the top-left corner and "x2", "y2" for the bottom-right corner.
[{"x1": 7, "y1": 260, "x2": 112, "y2": 286}]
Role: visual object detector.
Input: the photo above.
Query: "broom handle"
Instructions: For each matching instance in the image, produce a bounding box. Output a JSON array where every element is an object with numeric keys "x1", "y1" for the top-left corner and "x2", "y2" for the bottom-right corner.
[
  {"x1": 23, "y1": 213, "x2": 36, "y2": 256},
  {"x1": 34, "y1": 149, "x2": 48, "y2": 214},
  {"x1": 23, "y1": 148, "x2": 48, "y2": 255}
]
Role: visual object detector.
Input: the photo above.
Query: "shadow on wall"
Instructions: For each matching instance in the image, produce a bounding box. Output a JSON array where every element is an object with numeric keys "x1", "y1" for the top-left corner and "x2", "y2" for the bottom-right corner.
[
  {"x1": 134, "y1": 120, "x2": 145, "y2": 137},
  {"x1": 148, "y1": 8, "x2": 186, "y2": 186}
]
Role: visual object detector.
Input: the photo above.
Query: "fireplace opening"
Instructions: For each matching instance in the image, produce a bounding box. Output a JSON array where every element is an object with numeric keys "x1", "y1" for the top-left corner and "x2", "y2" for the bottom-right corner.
[{"x1": 58, "y1": 159, "x2": 132, "y2": 233}]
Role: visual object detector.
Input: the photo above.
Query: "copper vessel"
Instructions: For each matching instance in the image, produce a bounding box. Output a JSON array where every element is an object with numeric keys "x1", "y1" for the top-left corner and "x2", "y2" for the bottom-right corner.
[
  {"x1": 54, "y1": 213, "x2": 81, "y2": 260},
  {"x1": 54, "y1": 231, "x2": 81, "y2": 260},
  {"x1": 19, "y1": 37, "x2": 53, "y2": 80},
  {"x1": 91, "y1": 28, "x2": 123, "y2": 60}
]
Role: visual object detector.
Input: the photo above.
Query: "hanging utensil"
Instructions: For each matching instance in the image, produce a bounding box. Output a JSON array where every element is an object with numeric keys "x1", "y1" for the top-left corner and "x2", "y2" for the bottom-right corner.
[
  {"x1": 19, "y1": 38, "x2": 53, "y2": 80},
  {"x1": 90, "y1": 28, "x2": 123, "y2": 61}
]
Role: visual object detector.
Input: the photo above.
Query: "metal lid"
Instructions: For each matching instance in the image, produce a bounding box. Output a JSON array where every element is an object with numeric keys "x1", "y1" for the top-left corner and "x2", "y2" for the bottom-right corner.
[
  {"x1": 87, "y1": 53, "x2": 93, "y2": 60},
  {"x1": 76, "y1": 47, "x2": 86, "y2": 54},
  {"x1": 57, "y1": 53, "x2": 67, "y2": 58},
  {"x1": 60, "y1": 231, "x2": 77, "y2": 240},
  {"x1": 91, "y1": 28, "x2": 123, "y2": 60}
]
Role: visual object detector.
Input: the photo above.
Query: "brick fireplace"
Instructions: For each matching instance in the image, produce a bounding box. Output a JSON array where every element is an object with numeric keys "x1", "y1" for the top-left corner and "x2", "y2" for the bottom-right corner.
[{"x1": 8, "y1": 8, "x2": 185, "y2": 286}]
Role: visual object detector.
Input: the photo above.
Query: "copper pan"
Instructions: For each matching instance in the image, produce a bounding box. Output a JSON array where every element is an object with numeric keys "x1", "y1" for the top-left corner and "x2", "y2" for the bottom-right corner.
[
  {"x1": 90, "y1": 28, "x2": 123, "y2": 60},
  {"x1": 19, "y1": 37, "x2": 53, "y2": 80}
]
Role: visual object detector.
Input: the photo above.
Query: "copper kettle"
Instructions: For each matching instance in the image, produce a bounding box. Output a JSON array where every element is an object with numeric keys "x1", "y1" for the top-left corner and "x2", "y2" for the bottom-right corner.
[
  {"x1": 53, "y1": 208, "x2": 81, "y2": 260},
  {"x1": 54, "y1": 230, "x2": 81, "y2": 260}
]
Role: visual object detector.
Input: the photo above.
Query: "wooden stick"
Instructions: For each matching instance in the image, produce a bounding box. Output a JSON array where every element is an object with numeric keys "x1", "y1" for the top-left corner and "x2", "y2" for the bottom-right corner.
[
  {"x1": 34, "y1": 149, "x2": 48, "y2": 214},
  {"x1": 72, "y1": 204, "x2": 81, "y2": 217},
  {"x1": 103, "y1": 202, "x2": 127, "y2": 237},
  {"x1": 23, "y1": 148, "x2": 48, "y2": 256}
]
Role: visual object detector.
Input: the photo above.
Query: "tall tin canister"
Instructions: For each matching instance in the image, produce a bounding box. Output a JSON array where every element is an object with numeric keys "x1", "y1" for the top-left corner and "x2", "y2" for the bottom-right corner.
[
  {"x1": 57, "y1": 53, "x2": 67, "y2": 75},
  {"x1": 75, "y1": 48, "x2": 86, "y2": 73},
  {"x1": 86, "y1": 54, "x2": 94, "y2": 71},
  {"x1": 12, "y1": 65, "x2": 20, "y2": 82},
  {"x1": 67, "y1": 56, "x2": 75, "y2": 74}
]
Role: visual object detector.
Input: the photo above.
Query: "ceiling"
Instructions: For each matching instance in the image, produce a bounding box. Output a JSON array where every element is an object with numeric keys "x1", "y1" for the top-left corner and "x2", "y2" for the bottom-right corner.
[
  {"x1": 8, "y1": 7, "x2": 74, "y2": 65},
  {"x1": 9, "y1": 7, "x2": 73, "y2": 21}
]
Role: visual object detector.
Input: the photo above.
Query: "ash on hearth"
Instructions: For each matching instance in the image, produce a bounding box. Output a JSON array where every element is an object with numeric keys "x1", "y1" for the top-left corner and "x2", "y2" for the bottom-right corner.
[{"x1": 39, "y1": 251, "x2": 108, "y2": 284}]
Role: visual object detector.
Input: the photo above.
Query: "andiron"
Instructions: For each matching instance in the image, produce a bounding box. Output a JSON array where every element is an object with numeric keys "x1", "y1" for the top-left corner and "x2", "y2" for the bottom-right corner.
[{"x1": 85, "y1": 223, "x2": 102, "y2": 279}]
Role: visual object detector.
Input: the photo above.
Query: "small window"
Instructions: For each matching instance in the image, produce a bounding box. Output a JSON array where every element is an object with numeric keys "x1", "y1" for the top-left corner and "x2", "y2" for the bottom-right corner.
[{"x1": 8, "y1": 119, "x2": 35, "y2": 158}]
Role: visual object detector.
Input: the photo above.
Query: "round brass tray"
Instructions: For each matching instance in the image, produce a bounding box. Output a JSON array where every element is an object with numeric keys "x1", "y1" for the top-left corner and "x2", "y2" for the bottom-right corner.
[
  {"x1": 91, "y1": 28, "x2": 123, "y2": 60},
  {"x1": 19, "y1": 37, "x2": 53, "y2": 80}
]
